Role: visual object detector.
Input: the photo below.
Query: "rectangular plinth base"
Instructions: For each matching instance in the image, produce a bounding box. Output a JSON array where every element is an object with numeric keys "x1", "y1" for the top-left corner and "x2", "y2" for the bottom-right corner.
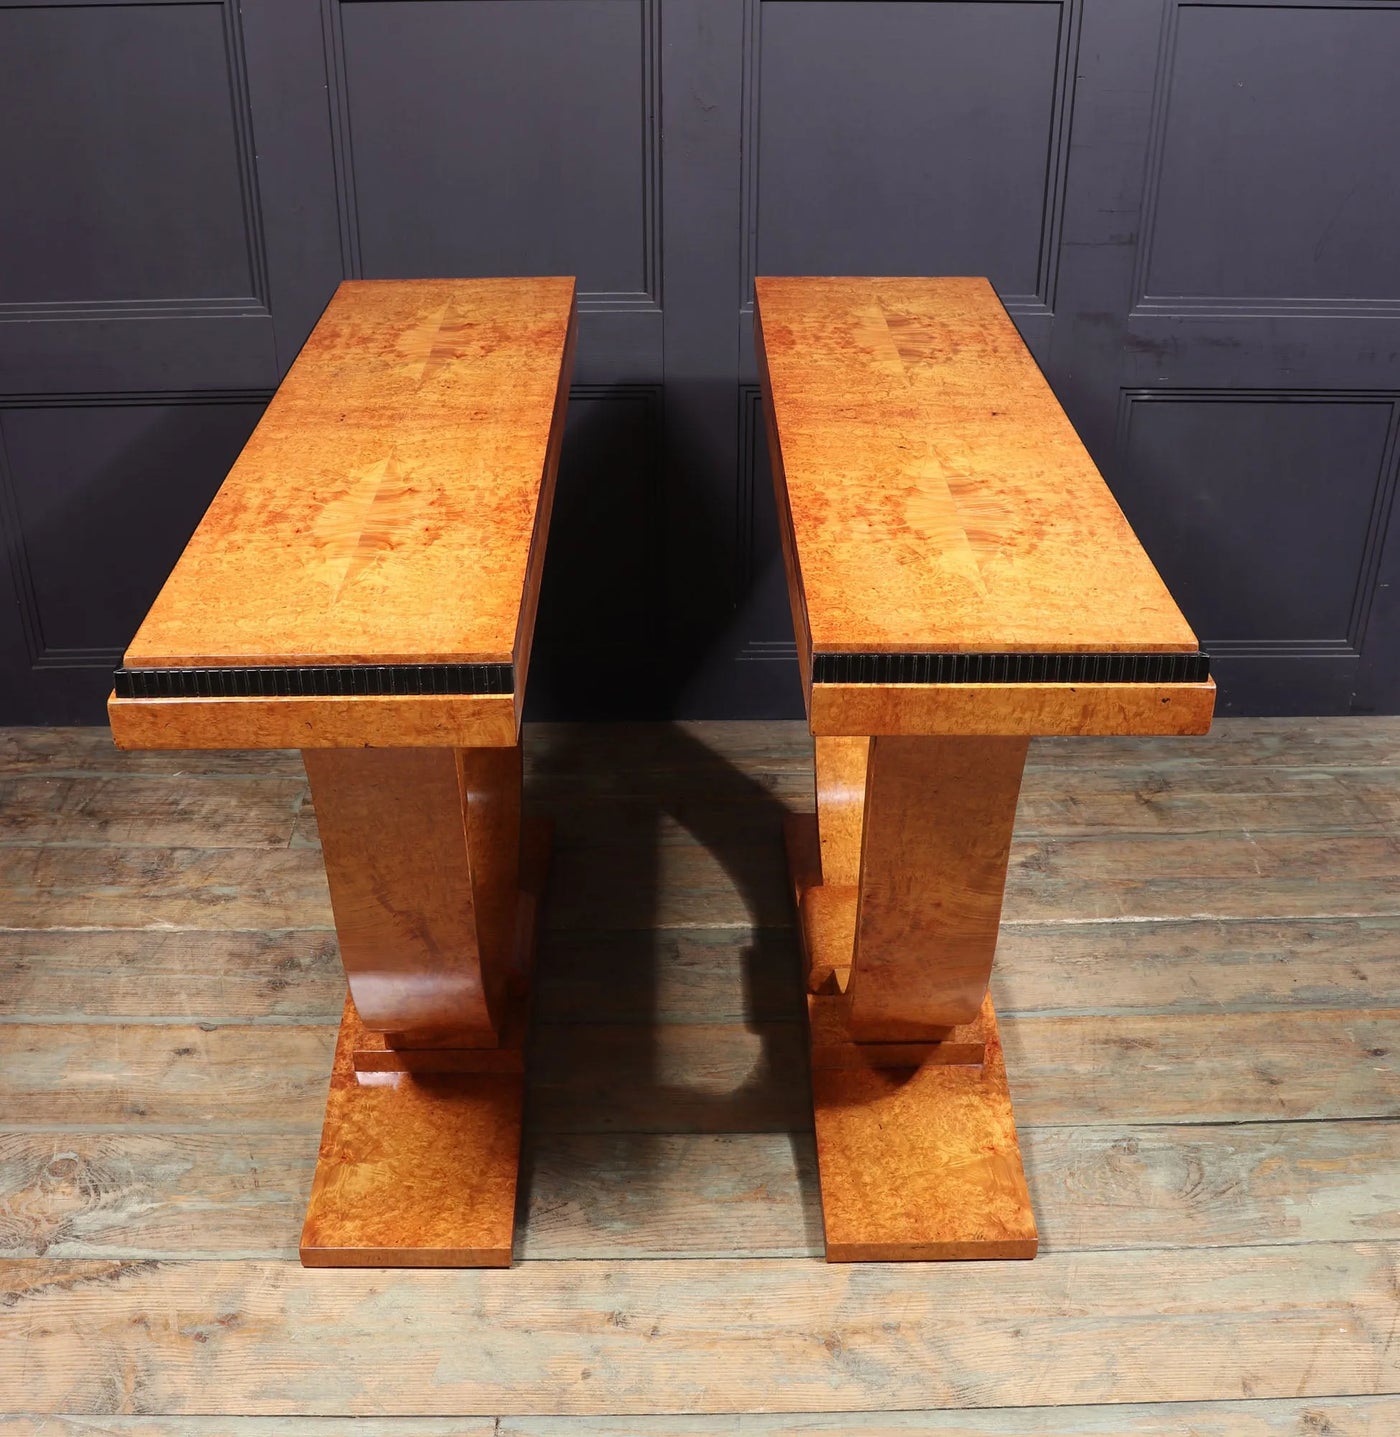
[
  {"x1": 813, "y1": 1006, "x2": 1037, "y2": 1261},
  {"x1": 298, "y1": 997, "x2": 524, "y2": 1267},
  {"x1": 784, "y1": 811, "x2": 1037, "y2": 1261},
  {"x1": 299, "y1": 820, "x2": 549, "y2": 1268}
]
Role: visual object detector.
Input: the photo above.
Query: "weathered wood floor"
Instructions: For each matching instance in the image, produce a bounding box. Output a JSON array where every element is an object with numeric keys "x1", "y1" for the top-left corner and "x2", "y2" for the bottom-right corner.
[{"x1": 1, "y1": 719, "x2": 1398, "y2": 1434}]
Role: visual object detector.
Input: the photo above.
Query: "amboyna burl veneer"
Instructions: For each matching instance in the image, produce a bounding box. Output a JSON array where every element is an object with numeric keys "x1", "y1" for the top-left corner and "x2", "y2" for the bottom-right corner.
[
  {"x1": 109, "y1": 277, "x2": 577, "y2": 1266},
  {"x1": 755, "y1": 275, "x2": 1214, "y2": 1261}
]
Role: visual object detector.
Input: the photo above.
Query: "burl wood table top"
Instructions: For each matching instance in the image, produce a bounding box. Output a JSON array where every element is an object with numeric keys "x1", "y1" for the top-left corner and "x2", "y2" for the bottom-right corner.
[
  {"x1": 754, "y1": 275, "x2": 1199, "y2": 659},
  {"x1": 124, "y1": 277, "x2": 576, "y2": 671}
]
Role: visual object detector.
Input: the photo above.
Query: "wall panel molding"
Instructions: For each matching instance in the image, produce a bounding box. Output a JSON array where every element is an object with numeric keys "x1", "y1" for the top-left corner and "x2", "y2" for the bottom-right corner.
[
  {"x1": 0, "y1": 298, "x2": 270, "y2": 324},
  {"x1": 564, "y1": 379, "x2": 662, "y2": 581},
  {"x1": 1131, "y1": 0, "x2": 1400, "y2": 321},
  {"x1": 735, "y1": 382, "x2": 797, "y2": 667},
  {"x1": 524, "y1": 380, "x2": 664, "y2": 715},
  {"x1": 736, "y1": 383, "x2": 764, "y2": 599},
  {"x1": 218, "y1": 0, "x2": 271, "y2": 312},
  {"x1": 0, "y1": 414, "x2": 41, "y2": 669},
  {"x1": 1115, "y1": 388, "x2": 1400, "y2": 660},
  {"x1": 738, "y1": 0, "x2": 1080, "y2": 318},
  {"x1": 738, "y1": 0, "x2": 763, "y2": 316},
  {"x1": 0, "y1": 0, "x2": 269, "y2": 320},
  {"x1": 0, "y1": 0, "x2": 216, "y2": 7},
  {"x1": 0, "y1": 390, "x2": 271, "y2": 670},
  {"x1": 322, "y1": 0, "x2": 661, "y2": 313}
]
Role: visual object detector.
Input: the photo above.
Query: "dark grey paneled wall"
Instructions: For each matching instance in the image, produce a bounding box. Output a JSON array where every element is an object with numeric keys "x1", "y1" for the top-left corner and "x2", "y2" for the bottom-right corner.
[
  {"x1": 2, "y1": 0, "x2": 1399, "y2": 722},
  {"x1": 1050, "y1": 0, "x2": 1400, "y2": 714}
]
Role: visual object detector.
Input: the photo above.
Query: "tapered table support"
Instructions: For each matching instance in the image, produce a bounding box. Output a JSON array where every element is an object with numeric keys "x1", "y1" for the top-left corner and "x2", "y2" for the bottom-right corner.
[{"x1": 849, "y1": 735, "x2": 1027, "y2": 1038}]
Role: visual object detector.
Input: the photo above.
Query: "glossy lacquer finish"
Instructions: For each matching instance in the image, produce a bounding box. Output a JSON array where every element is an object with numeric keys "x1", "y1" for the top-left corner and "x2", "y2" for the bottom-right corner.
[
  {"x1": 109, "y1": 279, "x2": 576, "y2": 1267},
  {"x1": 125, "y1": 277, "x2": 576, "y2": 671},
  {"x1": 757, "y1": 276, "x2": 1215, "y2": 1262},
  {"x1": 109, "y1": 277, "x2": 576, "y2": 751},
  {"x1": 299, "y1": 817, "x2": 551, "y2": 1268},
  {"x1": 299, "y1": 996, "x2": 525, "y2": 1269},
  {"x1": 755, "y1": 275, "x2": 1198, "y2": 659},
  {"x1": 303, "y1": 746, "x2": 522, "y2": 1047}
]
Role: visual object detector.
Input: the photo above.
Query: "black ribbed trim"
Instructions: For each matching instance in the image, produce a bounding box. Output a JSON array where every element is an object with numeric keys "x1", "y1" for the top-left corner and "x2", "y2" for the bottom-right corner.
[
  {"x1": 811, "y1": 651, "x2": 1210, "y2": 686},
  {"x1": 113, "y1": 662, "x2": 514, "y2": 700}
]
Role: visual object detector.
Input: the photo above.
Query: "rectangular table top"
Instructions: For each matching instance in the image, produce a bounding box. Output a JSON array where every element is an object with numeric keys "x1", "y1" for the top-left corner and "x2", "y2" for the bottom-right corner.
[
  {"x1": 123, "y1": 277, "x2": 575, "y2": 673},
  {"x1": 754, "y1": 276, "x2": 1199, "y2": 660}
]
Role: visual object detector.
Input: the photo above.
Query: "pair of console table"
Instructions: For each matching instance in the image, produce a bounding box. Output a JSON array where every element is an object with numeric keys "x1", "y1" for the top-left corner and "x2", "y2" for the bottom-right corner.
[{"x1": 108, "y1": 275, "x2": 1212, "y2": 1266}]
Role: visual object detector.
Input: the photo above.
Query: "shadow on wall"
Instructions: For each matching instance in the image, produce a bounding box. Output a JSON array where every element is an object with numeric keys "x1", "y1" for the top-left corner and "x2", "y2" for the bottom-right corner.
[{"x1": 526, "y1": 377, "x2": 804, "y2": 723}]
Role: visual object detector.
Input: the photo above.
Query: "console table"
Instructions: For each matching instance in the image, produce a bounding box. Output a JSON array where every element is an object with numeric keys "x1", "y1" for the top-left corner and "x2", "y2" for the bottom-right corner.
[
  {"x1": 755, "y1": 275, "x2": 1214, "y2": 1261},
  {"x1": 109, "y1": 277, "x2": 576, "y2": 1267}
]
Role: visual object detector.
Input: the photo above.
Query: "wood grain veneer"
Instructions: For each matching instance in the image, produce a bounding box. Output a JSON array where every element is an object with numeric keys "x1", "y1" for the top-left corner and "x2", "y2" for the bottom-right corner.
[
  {"x1": 107, "y1": 690, "x2": 518, "y2": 751},
  {"x1": 813, "y1": 735, "x2": 868, "y2": 886},
  {"x1": 809, "y1": 678, "x2": 1217, "y2": 737},
  {"x1": 849, "y1": 735, "x2": 1028, "y2": 1038},
  {"x1": 110, "y1": 277, "x2": 575, "y2": 750},
  {"x1": 301, "y1": 746, "x2": 517, "y2": 1047},
  {"x1": 757, "y1": 277, "x2": 1214, "y2": 1262},
  {"x1": 125, "y1": 277, "x2": 576, "y2": 671},
  {"x1": 298, "y1": 995, "x2": 524, "y2": 1268},
  {"x1": 105, "y1": 279, "x2": 574, "y2": 1268},
  {"x1": 812, "y1": 999, "x2": 1038, "y2": 1262},
  {"x1": 298, "y1": 817, "x2": 549, "y2": 1265},
  {"x1": 754, "y1": 275, "x2": 1198, "y2": 660}
]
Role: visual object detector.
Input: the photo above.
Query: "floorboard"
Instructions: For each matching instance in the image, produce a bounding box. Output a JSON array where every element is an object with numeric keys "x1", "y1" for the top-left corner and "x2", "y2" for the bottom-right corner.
[
  {"x1": 3, "y1": 1246, "x2": 1395, "y2": 1414},
  {"x1": 3, "y1": 1404, "x2": 1400, "y2": 1435},
  {"x1": 6, "y1": 1116, "x2": 1397, "y2": 1263}
]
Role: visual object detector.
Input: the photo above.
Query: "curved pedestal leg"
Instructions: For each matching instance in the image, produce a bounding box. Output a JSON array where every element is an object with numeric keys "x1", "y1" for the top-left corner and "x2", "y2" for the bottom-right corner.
[
  {"x1": 850, "y1": 735, "x2": 1028, "y2": 1038},
  {"x1": 298, "y1": 745, "x2": 547, "y2": 1267},
  {"x1": 785, "y1": 733, "x2": 1037, "y2": 1261}
]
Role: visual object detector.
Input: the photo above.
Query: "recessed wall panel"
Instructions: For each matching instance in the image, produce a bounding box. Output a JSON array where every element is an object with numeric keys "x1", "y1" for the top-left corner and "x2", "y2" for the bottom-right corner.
[
  {"x1": 754, "y1": 0, "x2": 1065, "y2": 298},
  {"x1": 525, "y1": 387, "x2": 661, "y2": 716},
  {"x1": 1118, "y1": 395, "x2": 1394, "y2": 645},
  {"x1": 1, "y1": 399, "x2": 265, "y2": 656},
  {"x1": 0, "y1": 3, "x2": 255, "y2": 305},
  {"x1": 340, "y1": 0, "x2": 651, "y2": 296},
  {"x1": 1145, "y1": 4, "x2": 1400, "y2": 302}
]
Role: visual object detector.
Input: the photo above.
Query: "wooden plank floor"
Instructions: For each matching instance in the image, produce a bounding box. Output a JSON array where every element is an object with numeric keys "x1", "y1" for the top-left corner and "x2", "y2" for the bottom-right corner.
[{"x1": 1, "y1": 719, "x2": 1398, "y2": 1434}]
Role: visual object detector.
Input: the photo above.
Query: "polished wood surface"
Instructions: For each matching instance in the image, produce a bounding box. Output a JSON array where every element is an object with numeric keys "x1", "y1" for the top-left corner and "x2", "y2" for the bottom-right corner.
[
  {"x1": 105, "y1": 280, "x2": 573, "y2": 1266},
  {"x1": 786, "y1": 810, "x2": 988, "y2": 1068},
  {"x1": 790, "y1": 737, "x2": 1038, "y2": 1256},
  {"x1": 3, "y1": 720, "x2": 1400, "y2": 1424},
  {"x1": 301, "y1": 746, "x2": 521, "y2": 1047},
  {"x1": 813, "y1": 735, "x2": 867, "y2": 886},
  {"x1": 125, "y1": 277, "x2": 576, "y2": 671},
  {"x1": 754, "y1": 275, "x2": 1198, "y2": 658},
  {"x1": 343, "y1": 810, "x2": 544, "y2": 1076},
  {"x1": 109, "y1": 278, "x2": 576, "y2": 753},
  {"x1": 758, "y1": 278, "x2": 1216, "y2": 1261},
  {"x1": 851, "y1": 735, "x2": 1027, "y2": 1038},
  {"x1": 814, "y1": 999, "x2": 1036, "y2": 1262},
  {"x1": 811, "y1": 677, "x2": 1216, "y2": 737},
  {"x1": 107, "y1": 690, "x2": 517, "y2": 751},
  {"x1": 298, "y1": 995, "x2": 524, "y2": 1268},
  {"x1": 295, "y1": 752, "x2": 545, "y2": 1259},
  {"x1": 299, "y1": 815, "x2": 548, "y2": 1265}
]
